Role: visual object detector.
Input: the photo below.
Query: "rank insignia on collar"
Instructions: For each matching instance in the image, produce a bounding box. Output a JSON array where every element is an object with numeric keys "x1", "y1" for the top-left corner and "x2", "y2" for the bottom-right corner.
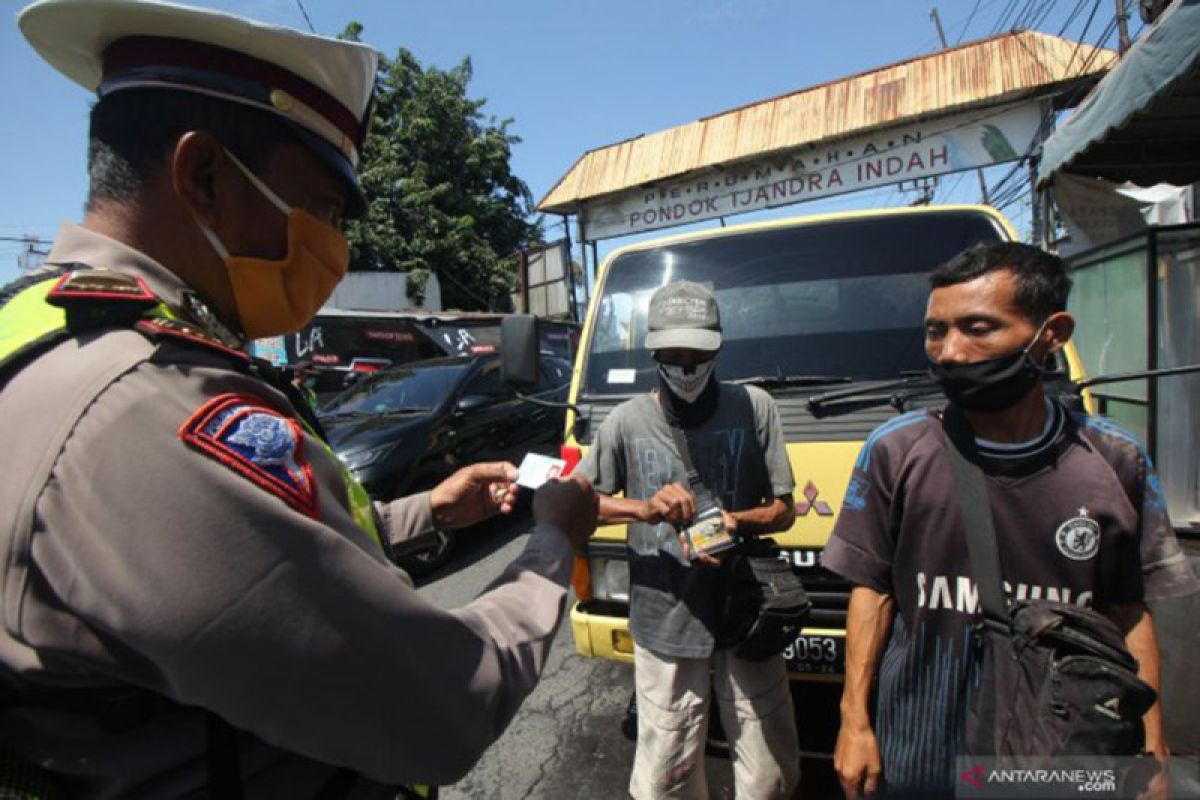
[
  {"x1": 46, "y1": 269, "x2": 158, "y2": 306},
  {"x1": 136, "y1": 318, "x2": 250, "y2": 363},
  {"x1": 179, "y1": 394, "x2": 318, "y2": 519}
]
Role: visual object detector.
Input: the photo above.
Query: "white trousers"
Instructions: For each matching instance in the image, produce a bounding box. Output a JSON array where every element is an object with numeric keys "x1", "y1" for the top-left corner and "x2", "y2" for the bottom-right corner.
[{"x1": 629, "y1": 645, "x2": 800, "y2": 800}]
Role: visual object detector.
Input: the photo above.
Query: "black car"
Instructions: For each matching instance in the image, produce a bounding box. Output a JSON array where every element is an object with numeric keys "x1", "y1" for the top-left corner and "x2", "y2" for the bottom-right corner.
[{"x1": 319, "y1": 353, "x2": 572, "y2": 573}]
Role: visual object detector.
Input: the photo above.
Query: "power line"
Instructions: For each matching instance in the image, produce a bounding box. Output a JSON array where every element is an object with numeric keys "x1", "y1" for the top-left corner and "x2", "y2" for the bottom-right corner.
[
  {"x1": 0, "y1": 235, "x2": 51, "y2": 244},
  {"x1": 293, "y1": 0, "x2": 316, "y2": 33},
  {"x1": 984, "y1": 7, "x2": 1118, "y2": 209},
  {"x1": 1055, "y1": 0, "x2": 1094, "y2": 37},
  {"x1": 1027, "y1": 0, "x2": 1064, "y2": 32},
  {"x1": 1061, "y1": 0, "x2": 1105, "y2": 78},
  {"x1": 954, "y1": 0, "x2": 985, "y2": 44},
  {"x1": 1010, "y1": 0, "x2": 1044, "y2": 30},
  {"x1": 991, "y1": 0, "x2": 1024, "y2": 34}
]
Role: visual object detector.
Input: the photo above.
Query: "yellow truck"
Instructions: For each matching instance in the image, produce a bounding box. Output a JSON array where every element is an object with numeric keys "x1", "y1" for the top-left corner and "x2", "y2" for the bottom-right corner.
[{"x1": 557, "y1": 205, "x2": 1089, "y2": 701}]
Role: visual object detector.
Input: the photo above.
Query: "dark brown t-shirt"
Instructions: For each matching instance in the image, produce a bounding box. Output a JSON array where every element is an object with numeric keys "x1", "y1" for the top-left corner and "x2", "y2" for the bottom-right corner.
[{"x1": 823, "y1": 401, "x2": 1198, "y2": 792}]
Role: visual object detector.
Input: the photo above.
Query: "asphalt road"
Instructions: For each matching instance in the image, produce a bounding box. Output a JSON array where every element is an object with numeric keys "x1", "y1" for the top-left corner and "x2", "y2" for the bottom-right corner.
[
  {"x1": 416, "y1": 514, "x2": 741, "y2": 800},
  {"x1": 418, "y1": 515, "x2": 637, "y2": 799},
  {"x1": 415, "y1": 515, "x2": 1200, "y2": 799},
  {"x1": 414, "y1": 513, "x2": 848, "y2": 800}
]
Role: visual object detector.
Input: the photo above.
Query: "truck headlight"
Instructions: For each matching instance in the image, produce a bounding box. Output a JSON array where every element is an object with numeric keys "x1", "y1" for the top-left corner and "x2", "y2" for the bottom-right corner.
[{"x1": 589, "y1": 555, "x2": 629, "y2": 603}]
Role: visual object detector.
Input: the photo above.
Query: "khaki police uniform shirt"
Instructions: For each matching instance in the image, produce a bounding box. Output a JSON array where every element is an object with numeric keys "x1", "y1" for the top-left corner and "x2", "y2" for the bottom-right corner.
[{"x1": 0, "y1": 224, "x2": 573, "y2": 797}]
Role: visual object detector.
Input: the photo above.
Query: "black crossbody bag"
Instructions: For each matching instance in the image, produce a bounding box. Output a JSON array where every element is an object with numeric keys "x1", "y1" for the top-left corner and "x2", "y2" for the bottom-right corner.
[
  {"x1": 942, "y1": 407, "x2": 1155, "y2": 756},
  {"x1": 665, "y1": 423, "x2": 812, "y2": 661}
]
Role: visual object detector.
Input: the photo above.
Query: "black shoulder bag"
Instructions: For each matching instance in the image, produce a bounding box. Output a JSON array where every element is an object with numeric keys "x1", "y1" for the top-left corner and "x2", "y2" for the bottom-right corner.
[
  {"x1": 665, "y1": 423, "x2": 812, "y2": 661},
  {"x1": 943, "y1": 407, "x2": 1155, "y2": 756}
]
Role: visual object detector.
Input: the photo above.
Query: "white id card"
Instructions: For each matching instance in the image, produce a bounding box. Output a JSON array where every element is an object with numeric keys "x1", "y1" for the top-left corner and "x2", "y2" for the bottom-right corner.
[{"x1": 516, "y1": 453, "x2": 567, "y2": 489}]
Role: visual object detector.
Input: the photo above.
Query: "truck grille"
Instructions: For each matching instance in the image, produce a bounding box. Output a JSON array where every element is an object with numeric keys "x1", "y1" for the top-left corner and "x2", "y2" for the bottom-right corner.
[
  {"x1": 582, "y1": 542, "x2": 851, "y2": 631},
  {"x1": 796, "y1": 564, "x2": 852, "y2": 629}
]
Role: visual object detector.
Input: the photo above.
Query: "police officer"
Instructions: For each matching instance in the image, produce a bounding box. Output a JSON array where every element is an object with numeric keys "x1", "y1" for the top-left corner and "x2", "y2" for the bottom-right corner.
[
  {"x1": 0, "y1": 1, "x2": 596, "y2": 797},
  {"x1": 290, "y1": 358, "x2": 319, "y2": 409}
]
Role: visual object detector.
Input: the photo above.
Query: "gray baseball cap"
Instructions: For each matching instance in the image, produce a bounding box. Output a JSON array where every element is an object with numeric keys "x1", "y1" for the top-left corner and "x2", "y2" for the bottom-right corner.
[{"x1": 644, "y1": 280, "x2": 722, "y2": 352}]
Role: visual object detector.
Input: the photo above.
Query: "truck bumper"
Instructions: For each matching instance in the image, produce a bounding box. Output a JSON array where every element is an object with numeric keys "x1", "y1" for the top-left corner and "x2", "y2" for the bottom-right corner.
[{"x1": 570, "y1": 600, "x2": 846, "y2": 680}]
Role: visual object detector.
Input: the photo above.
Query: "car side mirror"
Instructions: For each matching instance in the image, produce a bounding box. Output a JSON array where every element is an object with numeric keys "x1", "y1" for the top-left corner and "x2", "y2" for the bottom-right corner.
[
  {"x1": 453, "y1": 394, "x2": 492, "y2": 419},
  {"x1": 501, "y1": 315, "x2": 540, "y2": 392}
]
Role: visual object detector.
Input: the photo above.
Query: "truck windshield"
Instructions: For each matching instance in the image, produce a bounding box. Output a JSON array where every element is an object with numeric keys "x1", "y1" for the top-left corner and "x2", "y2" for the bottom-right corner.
[{"x1": 581, "y1": 211, "x2": 1005, "y2": 396}]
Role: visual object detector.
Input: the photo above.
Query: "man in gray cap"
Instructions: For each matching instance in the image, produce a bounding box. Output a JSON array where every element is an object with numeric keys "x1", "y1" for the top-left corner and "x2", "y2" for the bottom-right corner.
[
  {"x1": 0, "y1": 1, "x2": 595, "y2": 797},
  {"x1": 578, "y1": 280, "x2": 800, "y2": 799}
]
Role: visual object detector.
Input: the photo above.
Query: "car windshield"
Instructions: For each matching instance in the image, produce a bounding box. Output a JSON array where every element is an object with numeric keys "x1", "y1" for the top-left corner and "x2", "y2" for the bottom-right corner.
[
  {"x1": 581, "y1": 211, "x2": 1005, "y2": 396},
  {"x1": 325, "y1": 363, "x2": 470, "y2": 415}
]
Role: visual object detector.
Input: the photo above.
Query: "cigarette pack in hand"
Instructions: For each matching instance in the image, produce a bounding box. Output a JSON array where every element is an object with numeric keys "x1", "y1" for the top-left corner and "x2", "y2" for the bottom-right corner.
[{"x1": 682, "y1": 507, "x2": 737, "y2": 559}]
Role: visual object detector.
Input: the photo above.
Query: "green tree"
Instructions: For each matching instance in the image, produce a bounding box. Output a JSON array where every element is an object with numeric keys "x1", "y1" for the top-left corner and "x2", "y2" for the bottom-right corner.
[{"x1": 342, "y1": 23, "x2": 542, "y2": 311}]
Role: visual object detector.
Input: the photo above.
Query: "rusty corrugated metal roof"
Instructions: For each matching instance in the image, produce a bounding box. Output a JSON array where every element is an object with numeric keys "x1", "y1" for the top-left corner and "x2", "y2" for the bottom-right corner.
[{"x1": 538, "y1": 30, "x2": 1116, "y2": 214}]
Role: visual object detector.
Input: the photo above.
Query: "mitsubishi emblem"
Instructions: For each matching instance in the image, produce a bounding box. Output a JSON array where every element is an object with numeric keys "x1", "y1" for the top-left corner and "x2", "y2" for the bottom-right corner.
[{"x1": 796, "y1": 481, "x2": 833, "y2": 516}]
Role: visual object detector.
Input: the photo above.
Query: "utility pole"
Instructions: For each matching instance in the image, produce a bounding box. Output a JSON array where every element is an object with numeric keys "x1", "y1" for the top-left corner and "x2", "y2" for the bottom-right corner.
[
  {"x1": 1029, "y1": 156, "x2": 1044, "y2": 246},
  {"x1": 1114, "y1": 0, "x2": 1131, "y2": 53},
  {"x1": 1, "y1": 235, "x2": 51, "y2": 271},
  {"x1": 930, "y1": 6, "x2": 948, "y2": 48},
  {"x1": 931, "y1": 7, "x2": 990, "y2": 205}
]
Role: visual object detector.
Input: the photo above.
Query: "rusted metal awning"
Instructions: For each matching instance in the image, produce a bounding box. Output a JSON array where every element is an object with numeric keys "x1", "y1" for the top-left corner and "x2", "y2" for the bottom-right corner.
[
  {"x1": 1039, "y1": 0, "x2": 1200, "y2": 186},
  {"x1": 539, "y1": 29, "x2": 1115, "y2": 216}
]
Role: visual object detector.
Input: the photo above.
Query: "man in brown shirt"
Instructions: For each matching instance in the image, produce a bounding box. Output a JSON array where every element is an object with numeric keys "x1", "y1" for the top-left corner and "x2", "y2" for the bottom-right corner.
[
  {"x1": 0, "y1": 1, "x2": 596, "y2": 797},
  {"x1": 826, "y1": 242, "x2": 1198, "y2": 798}
]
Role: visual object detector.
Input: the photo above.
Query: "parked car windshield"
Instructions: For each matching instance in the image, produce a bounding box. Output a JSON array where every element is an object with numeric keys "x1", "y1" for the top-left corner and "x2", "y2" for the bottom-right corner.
[
  {"x1": 325, "y1": 363, "x2": 470, "y2": 415},
  {"x1": 582, "y1": 211, "x2": 1006, "y2": 396}
]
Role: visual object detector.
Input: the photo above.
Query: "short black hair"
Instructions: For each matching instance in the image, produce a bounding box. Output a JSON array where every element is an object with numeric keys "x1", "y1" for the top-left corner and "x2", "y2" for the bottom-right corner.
[
  {"x1": 930, "y1": 241, "x2": 1072, "y2": 322},
  {"x1": 86, "y1": 89, "x2": 296, "y2": 210}
]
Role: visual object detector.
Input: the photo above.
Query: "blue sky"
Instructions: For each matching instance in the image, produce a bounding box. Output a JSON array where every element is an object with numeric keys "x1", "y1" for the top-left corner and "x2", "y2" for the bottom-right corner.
[{"x1": 0, "y1": 0, "x2": 1138, "y2": 286}]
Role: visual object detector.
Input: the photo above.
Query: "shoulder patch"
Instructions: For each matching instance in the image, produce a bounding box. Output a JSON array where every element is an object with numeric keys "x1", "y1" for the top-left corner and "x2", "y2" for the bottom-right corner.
[
  {"x1": 137, "y1": 318, "x2": 250, "y2": 363},
  {"x1": 179, "y1": 394, "x2": 318, "y2": 518}
]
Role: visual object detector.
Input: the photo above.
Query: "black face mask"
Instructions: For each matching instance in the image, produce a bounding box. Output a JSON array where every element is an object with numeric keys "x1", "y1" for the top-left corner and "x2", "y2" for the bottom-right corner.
[
  {"x1": 657, "y1": 369, "x2": 720, "y2": 427},
  {"x1": 929, "y1": 325, "x2": 1048, "y2": 412}
]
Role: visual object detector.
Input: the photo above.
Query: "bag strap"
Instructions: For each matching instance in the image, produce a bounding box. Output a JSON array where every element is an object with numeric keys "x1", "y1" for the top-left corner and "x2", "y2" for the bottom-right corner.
[
  {"x1": 662, "y1": 411, "x2": 722, "y2": 511},
  {"x1": 941, "y1": 406, "x2": 1010, "y2": 629},
  {"x1": 665, "y1": 423, "x2": 703, "y2": 493}
]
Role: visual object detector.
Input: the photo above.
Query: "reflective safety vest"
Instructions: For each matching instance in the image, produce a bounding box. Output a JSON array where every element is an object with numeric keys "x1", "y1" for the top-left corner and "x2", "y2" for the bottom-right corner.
[
  {"x1": 0, "y1": 268, "x2": 434, "y2": 798},
  {"x1": 0, "y1": 269, "x2": 386, "y2": 549}
]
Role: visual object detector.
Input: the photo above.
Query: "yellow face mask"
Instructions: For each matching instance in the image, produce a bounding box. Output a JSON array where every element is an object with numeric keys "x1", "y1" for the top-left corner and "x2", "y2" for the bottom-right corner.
[{"x1": 197, "y1": 150, "x2": 349, "y2": 340}]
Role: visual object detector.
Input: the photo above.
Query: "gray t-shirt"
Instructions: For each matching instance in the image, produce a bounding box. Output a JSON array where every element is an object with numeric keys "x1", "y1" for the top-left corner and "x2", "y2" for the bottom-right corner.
[{"x1": 579, "y1": 383, "x2": 794, "y2": 658}]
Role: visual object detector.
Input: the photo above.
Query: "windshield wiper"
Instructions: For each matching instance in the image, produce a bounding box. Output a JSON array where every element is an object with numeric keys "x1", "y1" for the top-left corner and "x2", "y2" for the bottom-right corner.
[
  {"x1": 319, "y1": 409, "x2": 373, "y2": 420},
  {"x1": 322, "y1": 407, "x2": 430, "y2": 419},
  {"x1": 733, "y1": 374, "x2": 853, "y2": 390},
  {"x1": 806, "y1": 374, "x2": 942, "y2": 418}
]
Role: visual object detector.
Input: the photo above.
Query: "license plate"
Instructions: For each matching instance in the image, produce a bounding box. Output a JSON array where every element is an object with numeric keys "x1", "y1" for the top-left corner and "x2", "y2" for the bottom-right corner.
[{"x1": 784, "y1": 633, "x2": 845, "y2": 675}]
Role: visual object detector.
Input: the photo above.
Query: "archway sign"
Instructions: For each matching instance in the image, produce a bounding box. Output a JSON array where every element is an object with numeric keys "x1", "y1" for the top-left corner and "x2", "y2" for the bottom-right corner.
[
  {"x1": 583, "y1": 101, "x2": 1044, "y2": 240},
  {"x1": 538, "y1": 29, "x2": 1116, "y2": 243}
]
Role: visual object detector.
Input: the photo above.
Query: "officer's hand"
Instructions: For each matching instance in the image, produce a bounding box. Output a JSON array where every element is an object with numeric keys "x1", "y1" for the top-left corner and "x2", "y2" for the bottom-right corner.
[
  {"x1": 534, "y1": 475, "x2": 598, "y2": 550},
  {"x1": 834, "y1": 722, "x2": 884, "y2": 799},
  {"x1": 642, "y1": 483, "x2": 694, "y2": 526},
  {"x1": 430, "y1": 462, "x2": 519, "y2": 530}
]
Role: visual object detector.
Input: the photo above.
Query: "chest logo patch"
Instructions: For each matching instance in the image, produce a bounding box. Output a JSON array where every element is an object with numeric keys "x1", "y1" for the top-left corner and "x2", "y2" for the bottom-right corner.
[
  {"x1": 1055, "y1": 507, "x2": 1100, "y2": 561},
  {"x1": 179, "y1": 394, "x2": 318, "y2": 519}
]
